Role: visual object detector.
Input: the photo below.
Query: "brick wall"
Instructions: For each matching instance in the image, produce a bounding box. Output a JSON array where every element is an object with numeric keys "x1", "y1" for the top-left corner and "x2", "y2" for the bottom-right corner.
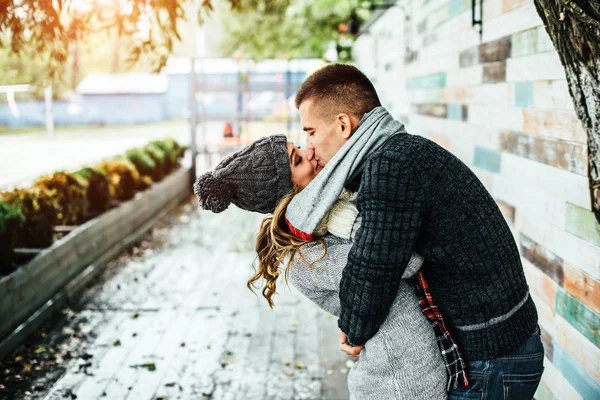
[{"x1": 353, "y1": 1, "x2": 599, "y2": 398}]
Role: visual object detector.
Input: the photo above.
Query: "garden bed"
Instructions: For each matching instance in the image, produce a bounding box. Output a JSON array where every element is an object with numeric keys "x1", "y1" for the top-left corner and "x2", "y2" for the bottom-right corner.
[{"x1": 0, "y1": 166, "x2": 192, "y2": 344}]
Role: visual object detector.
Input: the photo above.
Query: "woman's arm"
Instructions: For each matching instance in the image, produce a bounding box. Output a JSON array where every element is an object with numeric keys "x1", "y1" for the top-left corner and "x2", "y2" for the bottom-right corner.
[{"x1": 286, "y1": 235, "x2": 351, "y2": 317}]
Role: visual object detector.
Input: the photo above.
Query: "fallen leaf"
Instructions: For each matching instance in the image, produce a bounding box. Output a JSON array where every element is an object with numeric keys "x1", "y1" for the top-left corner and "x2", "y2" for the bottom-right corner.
[
  {"x1": 165, "y1": 382, "x2": 176, "y2": 387},
  {"x1": 34, "y1": 346, "x2": 46, "y2": 354},
  {"x1": 113, "y1": 340, "x2": 121, "y2": 347},
  {"x1": 345, "y1": 360, "x2": 355, "y2": 369},
  {"x1": 326, "y1": 369, "x2": 333, "y2": 375},
  {"x1": 283, "y1": 370, "x2": 294, "y2": 377},
  {"x1": 294, "y1": 361, "x2": 306, "y2": 370},
  {"x1": 291, "y1": 320, "x2": 301, "y2": 327},
  {"x1": 15, "y1": 356, "x2": 23, "y2": 362},
  {"x1": 340, "y1": 368, "x2": 348, "y2": 374}
]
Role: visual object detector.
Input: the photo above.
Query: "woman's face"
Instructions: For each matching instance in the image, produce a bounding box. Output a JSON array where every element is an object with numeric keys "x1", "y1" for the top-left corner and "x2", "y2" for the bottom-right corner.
[{"x1": 286, "y1": 142, "x2": 322, "y2": 190}]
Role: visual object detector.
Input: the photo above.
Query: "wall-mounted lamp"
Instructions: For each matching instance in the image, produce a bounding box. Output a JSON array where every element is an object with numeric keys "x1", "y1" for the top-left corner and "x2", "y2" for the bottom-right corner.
[{"x1": 472, "y1": 0, "x2": 483, "y2": 40}]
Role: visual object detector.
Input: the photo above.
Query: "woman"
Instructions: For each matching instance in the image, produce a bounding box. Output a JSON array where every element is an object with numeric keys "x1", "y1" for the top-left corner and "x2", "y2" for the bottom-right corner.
[{"x1": 194, "y1": 135, "x2": 462, "y2": 399}]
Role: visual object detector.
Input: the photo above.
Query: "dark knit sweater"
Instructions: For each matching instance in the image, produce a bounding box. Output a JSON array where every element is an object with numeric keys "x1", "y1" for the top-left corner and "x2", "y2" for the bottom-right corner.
[{"x1": 339, "y1": 133, "x2": 538, "y2": 361}]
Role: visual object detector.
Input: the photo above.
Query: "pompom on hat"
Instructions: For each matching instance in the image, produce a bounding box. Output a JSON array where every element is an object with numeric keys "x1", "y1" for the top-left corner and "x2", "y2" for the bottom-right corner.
[{"x1": 193, "y1": 135, "x2": 293, "y2": 214}]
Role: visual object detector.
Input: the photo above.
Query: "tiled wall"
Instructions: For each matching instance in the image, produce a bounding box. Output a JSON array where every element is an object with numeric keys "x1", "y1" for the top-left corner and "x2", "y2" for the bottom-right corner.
[{"x1": 353, "y1": 1, "x2": 599, "y2": 398}]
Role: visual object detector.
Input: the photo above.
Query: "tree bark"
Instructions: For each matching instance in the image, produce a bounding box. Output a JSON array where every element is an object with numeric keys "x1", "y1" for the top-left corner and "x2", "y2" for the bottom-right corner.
[{"x1": 533, "y1": 0, "x2": 600, "y2": 223}]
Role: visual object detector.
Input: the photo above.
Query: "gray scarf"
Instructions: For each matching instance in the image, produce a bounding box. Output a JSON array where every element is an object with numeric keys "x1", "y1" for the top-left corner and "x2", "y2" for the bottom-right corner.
[{"x1": 285, "y1": 106, "x2": 407, "y2": 240}]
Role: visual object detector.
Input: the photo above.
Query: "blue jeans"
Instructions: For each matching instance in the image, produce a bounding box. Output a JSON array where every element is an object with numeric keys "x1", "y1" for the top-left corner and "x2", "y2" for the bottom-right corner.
[{"x1": 449, "y1": 328, "x2": 545, "y2": 400}]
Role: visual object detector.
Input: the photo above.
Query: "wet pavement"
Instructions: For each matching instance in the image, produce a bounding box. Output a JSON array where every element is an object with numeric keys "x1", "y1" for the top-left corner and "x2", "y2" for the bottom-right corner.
[{"x1": 0, "y1": 196, "x2": 352, "y2": 400}]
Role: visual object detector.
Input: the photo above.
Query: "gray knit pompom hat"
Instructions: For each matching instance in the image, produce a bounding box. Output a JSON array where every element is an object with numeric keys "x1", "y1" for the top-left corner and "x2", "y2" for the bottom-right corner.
[{"x1": 193, "y1": 135, "x2": 293, "y2": 214}]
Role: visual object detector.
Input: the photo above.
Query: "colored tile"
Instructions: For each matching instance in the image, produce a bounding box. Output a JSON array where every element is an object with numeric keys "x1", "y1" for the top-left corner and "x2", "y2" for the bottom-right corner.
[
  {"x1": 407, "y1": 73, "x2": 447, "y2": 89},
  {"x1": 479, "y1": 37, "x2": 512, "y2": 63},
  {"x1": 553, "y1": 342, "x2": 600, "y2": 399},
  {"x1": 566, "y1": 203, "x2": 600, "y2": 248},
  {"x1": 448, "y1": 0, "x2": 465, "y2": 18},
  {"x1": 473, "y1": 147, "x2": 502, "y2": 173},
  {"x1": 483, "y1": 61, "x2": 507, "y2": 83},
  {"x1": 515, "y1": 82, "x2": 534, "y2": 107},
  {"x1": 446, "y1": 103, "x2": 464, "y2": 121},
  {"x1": 512, "y1": 28, "x2": 538, "y2": 57},
  {"x1": 555, "y1": 287, "x2": 600, "y2": 348}
]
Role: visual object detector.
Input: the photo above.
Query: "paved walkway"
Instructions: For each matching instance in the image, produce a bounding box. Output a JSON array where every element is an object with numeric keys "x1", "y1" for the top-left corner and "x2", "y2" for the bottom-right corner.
[{"x1": 0, "y1": 197, "x2": 352, "y2": 400}]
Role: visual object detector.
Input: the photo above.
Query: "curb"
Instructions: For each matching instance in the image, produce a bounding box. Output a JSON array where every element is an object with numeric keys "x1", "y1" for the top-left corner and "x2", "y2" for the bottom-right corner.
[{"x1": 0, "y1": 168, "x2": 192, "y2": 361}]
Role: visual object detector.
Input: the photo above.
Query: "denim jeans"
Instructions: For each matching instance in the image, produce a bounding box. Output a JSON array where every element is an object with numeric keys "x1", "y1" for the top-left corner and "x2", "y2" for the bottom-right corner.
[{"x1": 448, "y1": 328, "x2": 545, "y2": 400}]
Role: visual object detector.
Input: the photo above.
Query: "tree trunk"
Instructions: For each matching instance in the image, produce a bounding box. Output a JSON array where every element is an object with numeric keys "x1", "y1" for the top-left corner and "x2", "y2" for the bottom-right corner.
[{"x1": 533, "y1": 0, "x2": 600, "y2": 223}]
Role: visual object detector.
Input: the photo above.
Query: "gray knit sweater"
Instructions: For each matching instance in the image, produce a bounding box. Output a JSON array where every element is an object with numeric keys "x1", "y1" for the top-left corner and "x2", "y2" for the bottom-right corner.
[{"x1": 288, "y1": 218, "x2": 447, "y2": 400}]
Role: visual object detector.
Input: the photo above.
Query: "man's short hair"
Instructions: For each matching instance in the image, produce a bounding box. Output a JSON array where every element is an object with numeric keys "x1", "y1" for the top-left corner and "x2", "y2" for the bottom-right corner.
[{"x1": 295, "y1": 64, "x2": 381, "y2": 121}]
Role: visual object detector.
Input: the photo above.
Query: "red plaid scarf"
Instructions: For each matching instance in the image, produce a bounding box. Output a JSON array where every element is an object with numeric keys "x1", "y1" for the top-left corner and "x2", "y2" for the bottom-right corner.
[{"x1": 413, "y1": 271, "x2": 469, "y2": 391}]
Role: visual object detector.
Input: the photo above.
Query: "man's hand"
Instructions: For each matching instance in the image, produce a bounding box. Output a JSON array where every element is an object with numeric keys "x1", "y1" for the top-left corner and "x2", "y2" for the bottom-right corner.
[{"x1": 338, "y1": 328, "x2": 364, "y2": 358}]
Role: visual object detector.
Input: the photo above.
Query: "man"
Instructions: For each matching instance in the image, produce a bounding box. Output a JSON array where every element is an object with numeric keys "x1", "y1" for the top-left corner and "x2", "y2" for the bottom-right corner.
[{"x1": 296, "y1": 64, "x2": 544, "y2": 399}]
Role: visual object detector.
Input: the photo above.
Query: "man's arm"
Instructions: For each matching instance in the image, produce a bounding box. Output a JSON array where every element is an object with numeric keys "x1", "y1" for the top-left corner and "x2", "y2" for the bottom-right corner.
[{"x1": 338, "y1": 150, "x2": 426, "y2": 346}]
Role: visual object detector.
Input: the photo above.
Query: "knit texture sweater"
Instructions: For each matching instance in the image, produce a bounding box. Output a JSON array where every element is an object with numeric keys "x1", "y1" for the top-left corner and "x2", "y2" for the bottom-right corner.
[
  {"x1": 288, "y1": 220, "x2": 447, "y2": 400},
  {"x1": 340, "y1": 133, "x2": 538, "y2": 361}
]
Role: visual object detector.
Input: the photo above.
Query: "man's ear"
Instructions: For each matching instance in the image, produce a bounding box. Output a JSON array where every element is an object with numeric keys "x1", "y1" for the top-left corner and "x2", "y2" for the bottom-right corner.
[{"x1": 337, "y1": 113, "x2": 353, "y2": 140}]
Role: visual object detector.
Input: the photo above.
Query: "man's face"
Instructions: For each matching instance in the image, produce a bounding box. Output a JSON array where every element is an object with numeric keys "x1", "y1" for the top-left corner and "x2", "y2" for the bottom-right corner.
[{"x1": 298, "y1": 98, "x2": 348, "y2": 167}]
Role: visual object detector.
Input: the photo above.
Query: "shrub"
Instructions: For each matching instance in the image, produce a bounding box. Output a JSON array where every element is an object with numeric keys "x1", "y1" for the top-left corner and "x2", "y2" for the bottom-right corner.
[
  {"x1": 0, "y1": 187, "x2": 57, "y2": 248},
  {"x1": 124, "y1": 148, "x2": 160, "y2": 182},
  {"x1": 0, "y1": 201, "x2": 25, "y2": 274},
  {"x1": 33, "y1": 172, "x2": 88, "y2": 226},
  {"x1": 94, "y1": 159, "x2": 142, "y2": 200},
  {"x1": 72, "y1": 167, "x2": 111, "y2": 216},
  {"x1": 143, "y1": 143, "x2": 169, "y2": 180}
]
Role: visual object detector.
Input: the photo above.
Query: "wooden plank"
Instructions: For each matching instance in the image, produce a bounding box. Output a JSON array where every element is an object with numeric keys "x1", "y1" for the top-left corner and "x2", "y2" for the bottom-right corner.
[
  {"x1": 514, "y1": 82, "x2": 534, "y2": 108},
  {"x1": 496, "y1": 199, "x2": 516, "y2": 224},
  {"x1": 552, "y1": 342, "x2": 600, "y2": 399},
  {"x1": 448, "y1": 0, "x2": 466, "y2": 19},
  {"x1": 479, "y1": 36, "x2": 512, "y2": 63},
  {"x1": 502, "y1": 0, "x2": 532, "y2": 13},
  {"x1": 565, "y1": 203, "x2": 600, "y2": 248},
  {"x1": 555, "y1": 287, "x2": 600, "y2": 348},
  {"x1": 555, "y1": 315, "x2": 600, "y2": 382},
  {"x1": 482, "y1": 1, "x2": 542, "y2": 43},
  {"x1": 473, "y1": 146, "x2": 502, "y2": 173},
  {"x1": 499, "y1": 130, "x2": 587, "y2": 176},
  {"x1": 407, "y1": 72, "x2": 447, "y2": 89},
  {"x1": 413, "y1": 103, "x2": 447, "y2": 118},
  {"x1": 459, "y1": 47, "x2": 478, "y2": 67},
  {"x1": 539, "y1": 356, "x2": 583, "y2": 400},
  {"x1": 483, "y1": 60, "x2": 507, "y2": 83},
  {"x1": 511, "y1": 27, "x2": 538, "y2": 57},
  {"x1": 563, "y1": 263, "x2": 600, "y2": 315},
  {"x1": 506, "y1": 51, "x2": 566, "y2": 82},
  {"x1": 522, "y1": 257, "x2": 558, "y2": 309},
  {"x1": 522, "y1": 108, "x2": 587, "y2": 143},
  {"x1": 535, "y1": 381, "x2": 558, "y2": 400},
  {"x1": 539, "y1": 324, "x2": 554, "y2": 361},
  {"x1": 533, "y1": 80, "x2": 575, "y2": 110}
]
